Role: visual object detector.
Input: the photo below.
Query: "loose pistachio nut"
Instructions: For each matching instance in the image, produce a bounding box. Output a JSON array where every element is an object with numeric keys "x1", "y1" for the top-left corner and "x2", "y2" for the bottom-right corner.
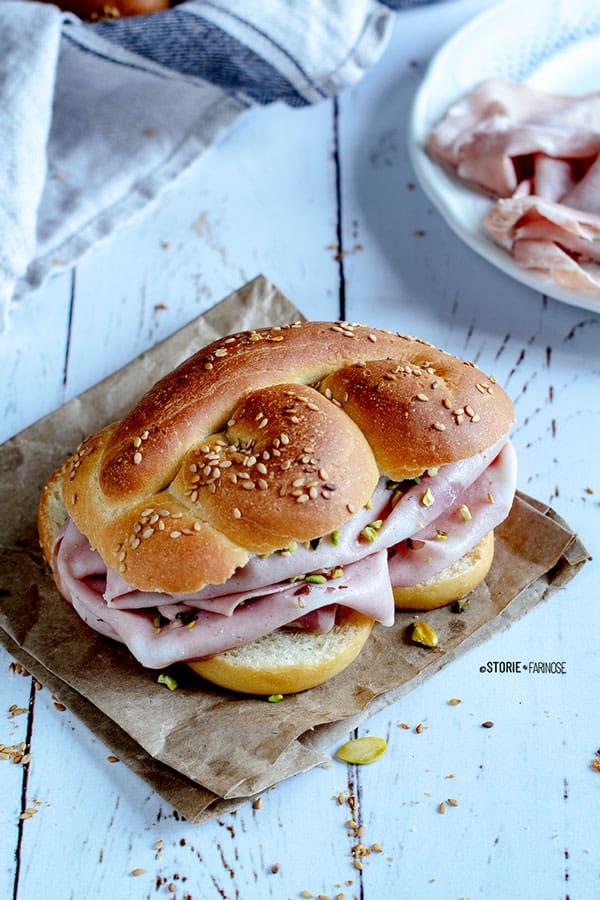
[
  {"x1": 157, "y1": 673, "x2": 178, "y2": 691},
  {"x1": 336, "y1": 735, "x2": 387, "y2": 765},
  {"x1": 411, "y1": 620, "x2": 439, "y2": 648}
]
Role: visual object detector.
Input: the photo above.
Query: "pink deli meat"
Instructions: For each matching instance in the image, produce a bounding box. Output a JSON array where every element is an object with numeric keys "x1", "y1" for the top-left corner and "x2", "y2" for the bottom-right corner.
[
  {"x1": 53, "y1": 438, "x2": 516, "y2": 669},
  {"x1": 427, "y1": 78, "x2": 600, "y2": 295},
  {"x1": 55, "y1": 530, "x2": 394, "y2": 669}
]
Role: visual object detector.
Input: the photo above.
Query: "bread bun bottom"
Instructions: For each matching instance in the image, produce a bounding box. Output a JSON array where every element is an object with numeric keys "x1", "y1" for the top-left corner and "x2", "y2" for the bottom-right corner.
[
  {"x1": 187, "y1": 608, "x2": 374, "y2": 695},
  {"x1": 392, "y1": 531, "x2": 494, "y2": 611}
]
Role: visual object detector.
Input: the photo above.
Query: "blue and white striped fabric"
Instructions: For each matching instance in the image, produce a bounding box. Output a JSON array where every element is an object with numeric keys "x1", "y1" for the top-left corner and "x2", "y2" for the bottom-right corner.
[{"x1": 0, "y1": 0, "x2": 436, "y2": 326}]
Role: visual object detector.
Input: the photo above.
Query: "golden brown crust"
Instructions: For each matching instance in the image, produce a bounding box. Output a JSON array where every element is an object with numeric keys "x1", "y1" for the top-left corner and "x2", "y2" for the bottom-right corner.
[
  {"x1": 38, "y1": 464, "x2": 69, "y2": 568},
  {"x1": 41, "y1": 321, "x2": 515, "y2": 594},
  {"x1": 320, "y1": 351, "x2": 514, "y2": 480},
  {"x1": 169, "y1": 383, "x2": 379, "y2": 553},
  {"x1": 46, "y1": 0, "x2": 169, "y2": 21}
]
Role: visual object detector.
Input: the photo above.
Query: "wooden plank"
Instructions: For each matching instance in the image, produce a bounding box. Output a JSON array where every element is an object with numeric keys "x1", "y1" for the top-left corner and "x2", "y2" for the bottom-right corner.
[
  {"x1": 0, "y1": 647, "x2": 36, "y2": 900},
  {"x1": 64, "y1": 97, "x2": 341, "y2": 403},
  {"x1": 0, "y1": 274, "x2": 73, "y2": 445}
]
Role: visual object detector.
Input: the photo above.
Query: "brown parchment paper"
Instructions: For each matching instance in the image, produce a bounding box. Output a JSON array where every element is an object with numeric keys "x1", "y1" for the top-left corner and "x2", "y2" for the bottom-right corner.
[{"x1": 0, "y1": 275, "x2": 590, "y2": 823}]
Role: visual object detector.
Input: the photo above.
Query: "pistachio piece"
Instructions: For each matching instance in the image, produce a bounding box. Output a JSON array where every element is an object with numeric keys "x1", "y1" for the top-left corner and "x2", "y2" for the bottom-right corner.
[
  {"x1": 421, "y1": 487, "x2": 434, "y2": 507},
  {"x1": 336, "y1": 735, "x2": 387, "y2": 765},
  {"x1": 452, "y1": 596, "x2": 470, "y2": 613},
  {"x1": 157, "y1": 673, "x2": 178, "y2": 691},
  {"x1": 411, "y1": 620, "x2": 439, "y2": 648},
  {"x1": 459, "y1": 503, "x2": 472, "y2": 521}
]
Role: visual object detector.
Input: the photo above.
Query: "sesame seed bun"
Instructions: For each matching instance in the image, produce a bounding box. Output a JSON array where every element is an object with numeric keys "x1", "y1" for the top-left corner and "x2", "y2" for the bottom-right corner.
[
  {"x1": 392, "y1": 531, "x2": 495, "y2": 611},
  {"x1": 186, "y1": 609, "x2": 374, "y2": 696},
  {"x1": 38, "y1": 320, "x2": 515, "y2": 695},
  {"x1": 40, "y1": 322, "x2": 514, "y2": 595}
]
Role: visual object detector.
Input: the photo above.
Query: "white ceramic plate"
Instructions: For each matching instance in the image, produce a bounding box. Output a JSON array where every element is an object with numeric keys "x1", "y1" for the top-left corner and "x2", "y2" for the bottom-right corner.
[{"x1": 409, "y1": 0, "x2": 600, "y2": 313}]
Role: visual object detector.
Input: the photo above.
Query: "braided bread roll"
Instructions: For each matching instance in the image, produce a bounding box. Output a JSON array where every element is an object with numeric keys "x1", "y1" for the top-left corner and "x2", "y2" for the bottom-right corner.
[{"x1": 39, "y1": 321, "x2": 515, "y2": 693}]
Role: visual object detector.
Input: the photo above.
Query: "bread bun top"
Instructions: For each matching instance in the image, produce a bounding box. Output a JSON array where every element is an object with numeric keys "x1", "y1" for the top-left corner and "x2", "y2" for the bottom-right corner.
[
  {"x1": 45, "y1": 0, "x2": 169, "y2": 21},
  {"x1": 47, "y1": 321, "x2": 514, "y2": 594}
]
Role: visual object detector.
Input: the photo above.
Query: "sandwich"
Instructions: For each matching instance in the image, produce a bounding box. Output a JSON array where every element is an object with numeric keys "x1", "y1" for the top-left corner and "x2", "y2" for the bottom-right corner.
[{"x1": 38, "y1": 321, "x2": 517, "y2": 694}]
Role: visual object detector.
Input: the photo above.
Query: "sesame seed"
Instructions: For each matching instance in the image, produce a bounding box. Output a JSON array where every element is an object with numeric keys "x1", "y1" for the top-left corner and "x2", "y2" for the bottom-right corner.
[
  {"x1": 133, "y1": 452, "x2": 142, "y2": 465},
  {"x1": 433, "y1": 422, "x2": 446, "y2": 431},
  {"x1": 306, "y1": 401, "x2": 319, "y2": 411},
  {"x1": 142, "y1": 527, "x2": 153, "y2": 540},
  {"x1": 296, "y1": 494, "x2": 309, "y2": 503},
  {"x1": 416, "y1": 393, "x2": 429, "y2": 402},
  {"x1": 472, "y1": 414, "x2": 481, "y2": 422},
  {"x1": 232, "y1": 507, "x2": 242, "y2": 518},
  {"x1": 141, "y1": 431, "x2": 149, "y2": 440},
  {"x1": 258, "y1": 418, "x2": 269, "y2": 429},
  {"x1": 133, "y1": 437, "x2": 142, "y2": 448},
  {"x1": 442, "y1": 398, "x2": 452, "y2": 409},
  {"x1": 280, "y1": 433, "x2": 289, "y2": 445},
  {"x1": 241, "y1": 481, "x2": 255, "y2": 490},
  {"x1": 368, "y1": 334, "x2": 377, "y2": 342},
  {"x1": 141, "y1": 508, "x2": 154, "y2": 516},
  {"x1": 319, "y1": 468, "x2": 329, "y2": 481},
  {"x1": 214, "y1": 348, "x2": 228, "y2": 357},
  {"x1": 170, "y1": 531, "x2": 182, "y2": 539},
  {"x1": 465, "y1": 405, "x2": 475, "y2": 417},
  {"x1": 258, "y1": 478, "x2": 268, "y2": 490}
]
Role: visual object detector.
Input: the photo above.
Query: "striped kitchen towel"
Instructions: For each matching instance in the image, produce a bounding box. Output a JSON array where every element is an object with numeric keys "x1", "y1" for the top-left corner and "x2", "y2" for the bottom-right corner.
[{"x1": 0, "y1": 0, "x2": 434, "y2": 327}]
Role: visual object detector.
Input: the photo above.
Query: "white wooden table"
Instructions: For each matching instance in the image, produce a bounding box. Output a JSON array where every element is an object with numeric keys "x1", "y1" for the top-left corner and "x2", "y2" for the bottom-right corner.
[{"x1": 2, "y1": 1, "x2": 599, "y2": 897}]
